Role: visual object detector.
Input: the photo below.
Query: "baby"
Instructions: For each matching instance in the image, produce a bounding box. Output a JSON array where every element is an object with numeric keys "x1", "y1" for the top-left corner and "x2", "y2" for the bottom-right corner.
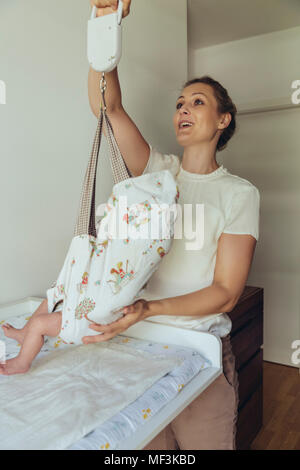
[
  {"x1": 0, "y1": 303, "x2": 63, "y2": 376},
  {"x1": 0, "y1": 299, "x2": 116, "y2": 376}
]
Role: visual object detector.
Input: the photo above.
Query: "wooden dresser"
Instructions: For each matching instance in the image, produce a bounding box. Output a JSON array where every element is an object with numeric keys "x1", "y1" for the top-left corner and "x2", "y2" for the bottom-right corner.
[{"x1": 227, "y1": 285, "x2": 264, "y2": 450}]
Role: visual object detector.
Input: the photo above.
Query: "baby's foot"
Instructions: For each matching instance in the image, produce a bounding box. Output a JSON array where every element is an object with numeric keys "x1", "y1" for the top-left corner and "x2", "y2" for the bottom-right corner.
[
  {"x1": 1, "y1": 324, "x2": 26, "y2": 344},
  {"x1": 0, "y1": 357, "x2": 30, "y2": 375}
]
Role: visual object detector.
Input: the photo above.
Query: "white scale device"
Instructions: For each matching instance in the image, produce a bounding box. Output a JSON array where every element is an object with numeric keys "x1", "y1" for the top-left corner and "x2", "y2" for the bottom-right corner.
[{"x1": 87, "y1": 1, "x2": 123, "y2": 73}]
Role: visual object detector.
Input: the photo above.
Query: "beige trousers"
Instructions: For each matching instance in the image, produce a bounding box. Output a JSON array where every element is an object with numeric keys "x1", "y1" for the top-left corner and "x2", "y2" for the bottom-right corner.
[{"x1": 143, "y1": 334, "x2": 239, "y2": 450}]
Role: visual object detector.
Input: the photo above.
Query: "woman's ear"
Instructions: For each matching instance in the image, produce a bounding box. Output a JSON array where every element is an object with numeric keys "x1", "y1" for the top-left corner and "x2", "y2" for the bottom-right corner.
[{"x1": 218, "y1": 112, "x2": 232, "y2": 130}]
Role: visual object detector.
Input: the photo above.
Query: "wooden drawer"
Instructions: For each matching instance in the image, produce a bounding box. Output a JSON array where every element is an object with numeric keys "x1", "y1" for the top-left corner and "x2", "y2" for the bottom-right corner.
[
  {"x1": 231, "y1": 301, "x2": 263, "y2": 336},
  {"x1": 229, "y1": 286, "x2": 263, "y2": 332},
  {"x1": 237, "y1": 349, "x2": 263, "y2": 410},
  {"x1": 231, "y1": 311, "x2": 263, "y2": 370},
  {"x1": 227, "y1": 286, "x2": 264, "y2": 450},
  {"x1": 236, "y1": 384, "x2": 263, "y2": 450}
]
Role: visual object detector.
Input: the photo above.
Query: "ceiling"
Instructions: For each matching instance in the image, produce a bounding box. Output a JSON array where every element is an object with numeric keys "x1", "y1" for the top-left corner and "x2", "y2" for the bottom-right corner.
[{"x1": 188, "y1": 0, "x2": 300, "y2": 49}]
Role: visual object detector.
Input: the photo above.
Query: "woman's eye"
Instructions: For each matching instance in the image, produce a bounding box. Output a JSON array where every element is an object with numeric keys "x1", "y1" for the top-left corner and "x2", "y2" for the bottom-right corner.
[{"x1": 176, "y1": 99, "x2": 203, "y2": 109}]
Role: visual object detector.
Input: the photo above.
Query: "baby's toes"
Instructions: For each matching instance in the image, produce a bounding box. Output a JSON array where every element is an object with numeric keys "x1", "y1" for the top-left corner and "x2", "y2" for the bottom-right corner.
[
  {"x1": 1, "y1": 324, "x2": 10, "y2": 333},
  {"x1": 2, "y1": 324, "x2": 18, "y2": 339}
]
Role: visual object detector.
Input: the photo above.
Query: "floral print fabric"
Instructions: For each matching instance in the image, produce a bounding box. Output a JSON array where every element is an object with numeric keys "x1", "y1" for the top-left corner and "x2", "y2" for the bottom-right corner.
[{"x1": 46, "y1": 170, "x2": 179, "y2": 345}]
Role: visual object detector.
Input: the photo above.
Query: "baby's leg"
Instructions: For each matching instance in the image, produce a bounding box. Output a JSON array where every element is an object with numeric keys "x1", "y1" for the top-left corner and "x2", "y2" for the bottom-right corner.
[
  {"x1": 2, "y1": 298, "x2": 51, "y2": 344},
  {"x1": 0, "y1": 312, "x2": 62, "y2": 376}
]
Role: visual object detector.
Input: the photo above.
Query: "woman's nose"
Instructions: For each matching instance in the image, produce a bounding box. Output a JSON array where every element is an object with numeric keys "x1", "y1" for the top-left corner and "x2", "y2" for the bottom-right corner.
[{"x1": 179, "y1": 106, "x2": 190, "y2": 115}]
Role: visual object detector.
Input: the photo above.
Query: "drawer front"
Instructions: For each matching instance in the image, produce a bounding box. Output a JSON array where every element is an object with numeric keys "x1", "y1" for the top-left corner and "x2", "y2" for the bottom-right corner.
[
  {"x1": 229, "y1": 287, "x2": 263, "y2": 330},
  {"x1": 236, "y1": 384, "x2": 263, "y2": 450},
  {"x1": 230, "y1": 301, "x2": 263, "y2": 335},
  {"x1": 231, "y1": 312, "x2": 263, "y2": 370},
  {"x1": 237, "y1": 349, "x2": 263, "y2": 410}
]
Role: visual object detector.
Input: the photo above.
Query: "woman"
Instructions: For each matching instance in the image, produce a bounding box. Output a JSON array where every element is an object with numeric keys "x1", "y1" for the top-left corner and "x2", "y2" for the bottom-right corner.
[
  {"x1": 18, "y1": 0, "x2": 258, "y2": 450},
  {"x1": 82, "y1": 0, "x2": 260, "y2": 450}
]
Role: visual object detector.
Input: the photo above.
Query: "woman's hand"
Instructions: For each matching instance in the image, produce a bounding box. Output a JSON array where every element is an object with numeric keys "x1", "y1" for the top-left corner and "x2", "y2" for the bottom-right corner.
[
  {"x1": 90, "y1": 0, "x2": 131, "y2": 19},
  {"x1": 82, "y1": 298, "x2": 149, "y2": 344}
]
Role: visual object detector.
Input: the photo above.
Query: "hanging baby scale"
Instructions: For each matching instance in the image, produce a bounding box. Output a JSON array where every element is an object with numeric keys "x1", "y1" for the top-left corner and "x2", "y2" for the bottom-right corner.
[{"x1": 46, "y1": 3, "x2": 179, "y2": 345}]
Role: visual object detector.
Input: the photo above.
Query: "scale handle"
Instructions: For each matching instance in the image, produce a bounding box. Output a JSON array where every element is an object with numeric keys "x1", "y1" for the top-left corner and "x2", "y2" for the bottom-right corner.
[{"x1": 91, "y1": 1, "x2": 123, "y2": 25}]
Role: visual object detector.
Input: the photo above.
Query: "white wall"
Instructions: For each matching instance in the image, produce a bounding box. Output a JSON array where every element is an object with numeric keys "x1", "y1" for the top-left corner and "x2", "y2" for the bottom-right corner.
[
  {"x1": 189, "y1": 26, "x2": 300, "y2": 105},
  {"x1": 189, "y1": 27, "x2": 300, "y2": 367},
  {"x1": 0, "y1": 0, "x2": 187, "y2": 304}
]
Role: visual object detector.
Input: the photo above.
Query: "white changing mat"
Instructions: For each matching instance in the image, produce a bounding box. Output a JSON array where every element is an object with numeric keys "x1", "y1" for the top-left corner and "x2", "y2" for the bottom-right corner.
[
  {"x1": 69, "y1": 336, "x2": 212, "y2": 450},
  {"x1": 0, "y1": 329, "x2": 182, "y2": 450},
  {"x1": 0, "y1": 312, "x2": 211, "y2": 450}
]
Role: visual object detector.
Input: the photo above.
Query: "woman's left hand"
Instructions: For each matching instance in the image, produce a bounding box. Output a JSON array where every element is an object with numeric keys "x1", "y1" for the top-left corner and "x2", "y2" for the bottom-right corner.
[{"x1": 82, "y1": 299, "x2": 150, "y2": 344}]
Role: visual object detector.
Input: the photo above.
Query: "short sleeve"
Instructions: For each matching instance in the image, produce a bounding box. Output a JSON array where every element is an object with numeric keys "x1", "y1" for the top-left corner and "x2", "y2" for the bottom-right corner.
[
  {"x1": 223, "y1": 185, "x2": 260, "y2": 241},
  {"x1": 142, "y1": 143, "x2": 181, "y2": 178}
]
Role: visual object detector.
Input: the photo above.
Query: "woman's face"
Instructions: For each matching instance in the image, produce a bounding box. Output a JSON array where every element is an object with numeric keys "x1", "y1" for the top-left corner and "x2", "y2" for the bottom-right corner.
[{"x1": 173, "y1": 83, "x2": 225, "y2": 148}]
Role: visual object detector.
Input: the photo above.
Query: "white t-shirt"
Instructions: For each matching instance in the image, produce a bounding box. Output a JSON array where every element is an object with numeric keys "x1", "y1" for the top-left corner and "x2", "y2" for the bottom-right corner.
[{"x1": 138, "y1": 143, "x2": 260, "y2": 338}]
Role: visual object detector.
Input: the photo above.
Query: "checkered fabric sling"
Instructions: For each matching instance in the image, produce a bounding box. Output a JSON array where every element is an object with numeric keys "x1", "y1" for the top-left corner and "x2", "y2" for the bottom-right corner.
[
  {"x1": 49, "y1": 73, "x2": 132, "y2": 302},
  {"x1": 74, "y1": 73, "x2": 132, "y2": 238}
]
